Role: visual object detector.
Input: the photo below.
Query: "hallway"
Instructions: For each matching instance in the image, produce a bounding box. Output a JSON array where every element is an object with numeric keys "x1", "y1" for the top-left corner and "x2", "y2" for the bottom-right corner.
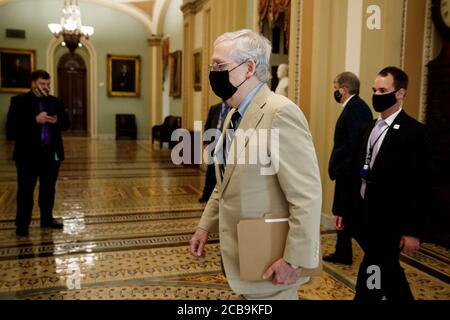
[{"x1": 0, "y1": 138, "x2": 448, "y2": 300}]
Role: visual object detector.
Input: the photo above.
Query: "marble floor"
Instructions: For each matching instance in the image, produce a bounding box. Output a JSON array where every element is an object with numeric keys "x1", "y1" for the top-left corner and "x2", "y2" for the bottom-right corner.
[{"x1": 0, "y1": 138, "x2": 448, "y2": 300}]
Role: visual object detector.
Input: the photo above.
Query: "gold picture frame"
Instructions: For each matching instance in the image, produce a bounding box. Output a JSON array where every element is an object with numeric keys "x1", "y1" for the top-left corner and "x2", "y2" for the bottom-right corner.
[
  {"x1": 193, "y1": 49, "x2": 202, "y2": 91},
  {"x1": 162, "y1": 37, "x2": 170, "y2": 84},
  {"x1": 107, "y1": 54, "x2": 140, "y2": 97},
  {"x1": 169, "y1": 50, "x2": 182, "y2": 97},
  {"x1": 0, "y1": 47, "x2": 36, "y2": 93}
]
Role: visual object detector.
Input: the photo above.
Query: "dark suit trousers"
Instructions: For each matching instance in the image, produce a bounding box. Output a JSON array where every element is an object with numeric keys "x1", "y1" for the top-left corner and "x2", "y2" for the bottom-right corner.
[
  {"x1": 15, "y1": 154, "x2": 60, "y2": 228},
  {"x1": 354, "y1": 246, "x2": 414, "y2": 301},
  {"x1": 352, "y1": 198, "x2": 414, "y2": 301},
  {"x1": 334, "y1": 228, "x2": 353, "y2": 259},
  {"x1": 201, "y1": 163, "x2": 217, "y2": 200}
]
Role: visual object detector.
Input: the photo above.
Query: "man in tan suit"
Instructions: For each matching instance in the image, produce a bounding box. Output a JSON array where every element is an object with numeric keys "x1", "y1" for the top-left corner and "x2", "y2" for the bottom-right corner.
[{"x1": 189, "y1": 29, "x2": 322, "y2": 300}]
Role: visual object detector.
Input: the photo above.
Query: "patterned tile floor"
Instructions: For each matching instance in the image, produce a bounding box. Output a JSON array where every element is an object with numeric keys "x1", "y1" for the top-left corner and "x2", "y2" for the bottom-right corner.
[{"x1": 0, "y1": 138, "x2": 448, "y2": 300}]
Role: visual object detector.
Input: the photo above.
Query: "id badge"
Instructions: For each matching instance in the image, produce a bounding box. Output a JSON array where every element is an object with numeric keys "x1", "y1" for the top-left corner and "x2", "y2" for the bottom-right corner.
[{"x1": 360, "y1": 164, "x2": 369, "y2": 178}]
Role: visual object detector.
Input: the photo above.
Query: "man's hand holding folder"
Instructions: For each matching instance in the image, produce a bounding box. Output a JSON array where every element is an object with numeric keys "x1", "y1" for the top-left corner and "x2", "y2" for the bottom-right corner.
[
  {"x1": 262, "y1": 258, "x2": 302, "y2": 285},
  {"x1": 237, "y1": 213, "x2": 322, "y2": 282}
]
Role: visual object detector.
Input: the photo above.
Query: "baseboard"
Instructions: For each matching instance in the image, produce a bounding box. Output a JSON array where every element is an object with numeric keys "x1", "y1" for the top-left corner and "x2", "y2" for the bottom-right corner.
[
  {"x1": 321, "y1": 213, "x2": 335, "y2": 231},
  {"x1": 97, "y1": 134, "x2": 115, "y2": 140}
]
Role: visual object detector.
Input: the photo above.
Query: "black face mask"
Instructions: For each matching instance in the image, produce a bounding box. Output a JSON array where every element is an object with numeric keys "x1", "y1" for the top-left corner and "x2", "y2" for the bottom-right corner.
[
  {"x1": 209, "y1": 61, "x2": 247, "y2": 101},
  {"x1": 334, "y1": 90, "x2": 343, "y2": 104},
  {"x1": 372, "y1": 90, "x2": 398, "y2": 112}
]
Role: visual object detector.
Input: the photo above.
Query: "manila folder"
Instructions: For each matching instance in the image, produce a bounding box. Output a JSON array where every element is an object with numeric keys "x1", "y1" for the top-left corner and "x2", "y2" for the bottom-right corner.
[{"x1": 237, "y1": 213, "x2": 322, "y2": 281}]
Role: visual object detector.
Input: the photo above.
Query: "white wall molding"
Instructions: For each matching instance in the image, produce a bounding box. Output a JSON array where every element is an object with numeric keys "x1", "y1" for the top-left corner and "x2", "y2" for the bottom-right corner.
[
  {"x1": 153, "y1": 0, "x2": 172, "y2": 35},
  {"x1": 97, "y1": 134, "x2": 115, "y2": 140},
  {"x1": 345, "y1": 0, "x2": 363, "y2": 75}
]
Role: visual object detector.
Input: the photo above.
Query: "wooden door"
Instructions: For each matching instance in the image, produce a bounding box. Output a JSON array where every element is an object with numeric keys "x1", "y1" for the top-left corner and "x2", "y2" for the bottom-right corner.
[
  {"x1": 426, "y1": 43, "x2": 450, "y2": 248},
  {"x1": 57, "y1": 53, "x2": 87, "y2": 133}
]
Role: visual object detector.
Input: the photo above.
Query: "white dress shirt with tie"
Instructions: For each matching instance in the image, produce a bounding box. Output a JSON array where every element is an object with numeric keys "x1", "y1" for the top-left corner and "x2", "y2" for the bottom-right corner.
[{"x1": 224, "y1": 83, "x2": 264, "y2": 163}]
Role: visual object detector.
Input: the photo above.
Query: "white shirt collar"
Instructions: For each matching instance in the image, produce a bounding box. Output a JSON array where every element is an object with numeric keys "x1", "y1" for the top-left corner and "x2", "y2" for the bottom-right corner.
[
  {"x1": 378, "y1": 106, "x2": 403, "y2": 126},
  {"x1": 342, "y1": 95, "x2": 356, "y2": 108}
]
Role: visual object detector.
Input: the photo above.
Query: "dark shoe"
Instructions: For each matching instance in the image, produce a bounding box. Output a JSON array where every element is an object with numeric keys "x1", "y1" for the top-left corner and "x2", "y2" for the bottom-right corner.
[
  {"x1": 198, "y1": 196, "x2": 209, "y2": 203},
  {"x1": 16, "y1": 227, "x2": 29, "y2": 237},
  {"x1": 41, "y1": 219, "x2": 63, "y2": 229},
  {"x1": 323, "y1": 253, "x2": 352, "y2": 265}
]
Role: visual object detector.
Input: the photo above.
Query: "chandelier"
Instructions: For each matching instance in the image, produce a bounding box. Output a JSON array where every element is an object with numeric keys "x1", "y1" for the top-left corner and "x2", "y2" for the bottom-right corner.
[{"x1": 48, "y1": 0, "x2": 94, "y2": 54}]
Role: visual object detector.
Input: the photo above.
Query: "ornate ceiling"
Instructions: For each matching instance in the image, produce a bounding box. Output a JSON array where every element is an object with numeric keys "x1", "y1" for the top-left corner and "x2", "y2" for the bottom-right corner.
[
  {"x1": 113, "y1": 0, "x2": 155, "y2": 19},
  {"x1": 0, "y1": 0, "x2": 169, "y2": 34}
]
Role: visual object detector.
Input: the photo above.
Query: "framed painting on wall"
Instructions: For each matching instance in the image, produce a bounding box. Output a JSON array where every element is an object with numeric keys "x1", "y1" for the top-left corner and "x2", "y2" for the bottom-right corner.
[
  {"x1": 162, "y1": 37, "x2": 170, "y2": 84},
  {"x1": 193, "y1": 49, "x2": 202, "y2": 91},
  {"x1": 0, "y1": 48, "x2": 36, "y2": 93},
  {"x1": 162, "y1": 38, "x2": 170, "y2": 68},
  {"x1": 107, "y1": 54, "x2": 140, "y2": 97},
  {"x1": 169, "y1": 50, "x2": 182, "y2": 97}
]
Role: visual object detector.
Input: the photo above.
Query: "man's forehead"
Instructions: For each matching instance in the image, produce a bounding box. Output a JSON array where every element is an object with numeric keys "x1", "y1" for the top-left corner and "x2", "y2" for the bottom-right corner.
[
  {"x1": 374, "y1": 74, "x2": 393, "y2": 87},
  {"x1": 212, "y1": 41, "x2": 234, "y2": 61}
]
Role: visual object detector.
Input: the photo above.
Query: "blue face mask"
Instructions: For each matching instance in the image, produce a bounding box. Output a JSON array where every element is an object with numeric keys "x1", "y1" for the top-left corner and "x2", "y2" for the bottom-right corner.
[{"x1": 209, "y1": 61, "x2": 247, "y2": 101}]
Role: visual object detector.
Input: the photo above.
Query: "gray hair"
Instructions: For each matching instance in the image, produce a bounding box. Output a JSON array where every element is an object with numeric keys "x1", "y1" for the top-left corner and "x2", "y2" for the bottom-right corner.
[
  {"x1": 334, "y1": 72, "x2": 360, "y2": 95},
  {"x1": 214, "y1": 29, "x2": 272, "y2": 83}
]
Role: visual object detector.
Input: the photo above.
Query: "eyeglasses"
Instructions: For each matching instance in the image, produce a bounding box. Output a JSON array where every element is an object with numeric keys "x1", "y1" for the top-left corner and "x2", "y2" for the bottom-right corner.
[{"x1": 208, "y1": 62, "x2": 234, "y2": 72}]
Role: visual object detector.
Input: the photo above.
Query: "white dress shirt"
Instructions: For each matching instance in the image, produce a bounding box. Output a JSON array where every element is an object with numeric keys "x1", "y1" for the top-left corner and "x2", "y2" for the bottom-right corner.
[{"x1": 342, "y1": 94, "x2": 356, "y2": 108}]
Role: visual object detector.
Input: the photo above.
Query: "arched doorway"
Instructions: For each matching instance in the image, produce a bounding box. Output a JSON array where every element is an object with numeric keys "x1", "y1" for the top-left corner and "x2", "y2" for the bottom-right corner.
[{"x1": 57, "y1": 53, "x2": 88, "y2": 134}]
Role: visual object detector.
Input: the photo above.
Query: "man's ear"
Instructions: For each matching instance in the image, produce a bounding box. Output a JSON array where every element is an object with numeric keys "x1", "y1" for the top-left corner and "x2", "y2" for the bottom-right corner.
[
  {"x1": 397, "y1": 88, "x2": 407, "y2": 99},
  {"x1": 246, "y1": 59, "x2": 257, "y2": 78}
]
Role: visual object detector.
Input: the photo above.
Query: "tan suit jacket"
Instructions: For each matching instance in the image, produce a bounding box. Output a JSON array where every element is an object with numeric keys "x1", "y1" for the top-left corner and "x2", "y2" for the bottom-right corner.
[{"x1": 198, "y1": 84, "x2": 322, "y2": 295}]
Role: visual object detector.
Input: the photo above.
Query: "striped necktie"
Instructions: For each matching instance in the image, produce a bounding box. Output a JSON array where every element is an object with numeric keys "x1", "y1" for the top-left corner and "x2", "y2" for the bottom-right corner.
[
  {"x1": 220, "y1": 110, "x2": 241, "y2": 179},
  {"x1": 224, "y1": 110, "x2": 241, "y2": 165}
]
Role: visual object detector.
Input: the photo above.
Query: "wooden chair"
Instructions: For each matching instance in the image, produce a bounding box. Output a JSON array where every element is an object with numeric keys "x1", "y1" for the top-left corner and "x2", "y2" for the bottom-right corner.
[
  {"x1": 152, "y1": 116, "x2": 181, "y2": 148},
  {"x1": 116, "y1": 114, "x2": 137, "y2": 140}
]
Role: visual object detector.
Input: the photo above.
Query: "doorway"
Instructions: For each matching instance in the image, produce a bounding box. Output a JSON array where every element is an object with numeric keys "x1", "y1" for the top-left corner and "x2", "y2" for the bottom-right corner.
[
  {"x1": 261, "y1": 12, "x2": 289, "y2": 92},
  {"x1": 57, "y1": 53, "x2": 88, "y2": 135}
]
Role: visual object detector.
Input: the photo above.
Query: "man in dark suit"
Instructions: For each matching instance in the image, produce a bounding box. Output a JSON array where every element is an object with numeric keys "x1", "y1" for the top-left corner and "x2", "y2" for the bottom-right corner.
[
  {"x1": 198, "y1": 102, "x2": 231, "y2": 202},
  {"x1": 324, "y1": 72, "x2": 372, "y2": 265},
  {"x1": 6, "y1": 69, "x2": 70, "y2": 237},
  {"x1": 341, "y1": 67, "x2": 431, "y2": 300}
]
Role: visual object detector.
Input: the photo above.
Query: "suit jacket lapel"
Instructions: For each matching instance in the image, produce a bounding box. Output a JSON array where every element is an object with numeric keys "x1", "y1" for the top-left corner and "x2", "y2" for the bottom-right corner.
[
  {"x1": 371, "y1": 110, "x2": 406, "y2": 170},
  {"x1": 218, "y1": 84, "x2": 270, "y2": 196},
  {"x1": 359, "y1": 120, "x2": 376, "y2": 166}
]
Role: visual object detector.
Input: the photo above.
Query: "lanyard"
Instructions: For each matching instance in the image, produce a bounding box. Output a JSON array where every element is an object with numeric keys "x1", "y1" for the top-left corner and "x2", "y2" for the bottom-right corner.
[{"x1": 364, "y1": 124, "x2": 390, "y2": 167}]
